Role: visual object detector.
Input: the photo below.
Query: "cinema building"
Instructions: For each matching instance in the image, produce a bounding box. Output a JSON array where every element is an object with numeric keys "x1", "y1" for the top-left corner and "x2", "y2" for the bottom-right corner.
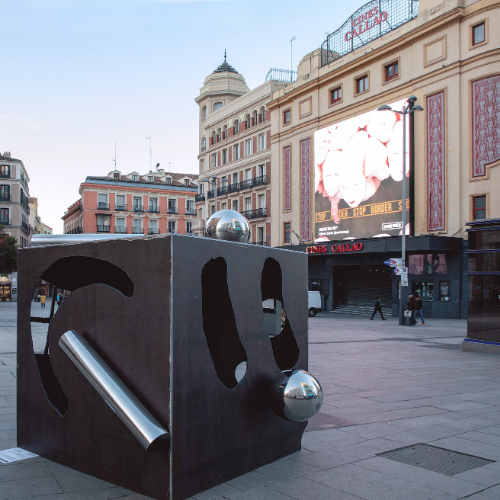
[{"x1": 267, "y1": 0, "x2": 500, "y2": 318}]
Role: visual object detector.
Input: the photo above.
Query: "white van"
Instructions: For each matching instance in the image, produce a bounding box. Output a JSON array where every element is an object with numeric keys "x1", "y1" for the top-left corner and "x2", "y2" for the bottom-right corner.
[{"x1": 308, "y1": 291, "x2": 322, "y2": 317}]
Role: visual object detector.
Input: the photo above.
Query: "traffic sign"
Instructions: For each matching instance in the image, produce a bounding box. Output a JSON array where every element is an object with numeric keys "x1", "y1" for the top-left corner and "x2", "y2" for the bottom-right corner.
[
  {"x1": 384, "y1": 258, "x2": 402, "y2": 267},
  {"x1": 394, "y1": 266, "x2": 408, "y2": 275},
  {"x1": 401, "y1": 275, "x2": 408, "y2": 287}
]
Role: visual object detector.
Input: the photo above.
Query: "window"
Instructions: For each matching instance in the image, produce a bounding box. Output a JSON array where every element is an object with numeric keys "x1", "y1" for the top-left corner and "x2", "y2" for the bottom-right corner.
[
  {"x1": 212, "y1": 153, "x2": 217, "y2": 168},
  {"x1": 258, "y1": 193, "x2": 265, "y2": 209},
  {"x1": 221, "y1": 202, "x2": 227, "y2": 210},
  {"x1": 168, "y1": 220, "x2": 176, "y2": 233},
  {"x1": 132, "y1": 218, "x2": 142, "y2": 234},
  {"x1": 234, "y1": 120, "x2": 239, "y2": 134},
  {"x1": 245, "y1": 168, "x2": 252, "y2": 181},
  {"x1": 133, "y1": 197, "x2": 142, "y2": 211},
  {"x1": 473, "y1": 195, "x2": 486, "y2": 220},
  {"x1": 258, "y1": 164, "x2": 264, "y2": 177},
  {"x1": 202, "y1": 106, "x2": 207, "y2": 120},
  {"x1": 330, "y1": 86, "x2": 342, "y2": 104},
  {"x1": 412, "y1": 281, "x2": 434, "y2": 302},
  {"x1": 283, "y1": 109, "x2": 291, "y2": 125},
  {"x1": 184, "y1": 178, "x2": 190, "y2": 186},
  {"x1": 259, "y1": 134, "x2": 266, "y2": 151},
  {"x1": 252, "y1": 110, "x2": 258, "y2": 126},
  {"x1": 98, "y1": 193, "x2": 108, "y2": 210},
  {"x1": 116, "y1": 194, "x2": 126, "y2": 211},
  {"x1": 0, "y1": 165, "x2": 10, "y2": 178},
  {"x1": 115, "y1": 218, "x2": 126, "y2": 233},
  {"x1": 222, "y1": 149, "x2": 227, "y2": 164},
  {"x1": 214, "y1": 102, "x2": 223, "y2": 111},
  {"x1": 147, "y1": 176, "x2": 154, "y2": 182},
  {"x1": 223, "y1": 126, "x2": 227, "y2": 139},
  {"x1": 186, "y1": 200, "x2": 194, "y2": 214},
  {"x1": 245, "y1": 197, "x2": 252, "y2": 211},
  {"x1": 114, "y1": 173, "x2": 120, "y2": 180},
  {"x1": 0, "y1": 208, "x2": 8, "y2": 224},
  {"x1": 186, "y1": 221, "x2": 192, "y2": 235},
  {"x1": 232, "y1": 199, "x2": 238, "y2": 211},
  {"x1": 149, "y1": 197, "x2": 158, "y2": 212},
  {"x1": 257, "y1": 226, "x2": 264, "y2": 244},
  {"x1": 168, "y1": 199, "x2": 177, "y2": 214},
  {"x1": 472, "y1": 22, "x2": 485, "y2": 45},
  {"x1": 246, "y1": 114, "x2": 251, "y2": 129},
  {"x1": 356, "y1": 75, "x2": 368, "y2": 94},
  {"x1": 149, "y1": 219, "x2": 159, "y2": 234},
  {"x1": 232, "y1": 173, "x2": 238, "y2": 185},
  {"x1": 0, "y1": 185, "x2": 10, "y2": 200},
  {"x1": 385, "y1": 61, "x2": 399, "y2": 82},
  {"x1": 245, "y1": 139, "x2": 252, "y2": 156},
  {"x1": 97, "y1": 215, "x2": 110, "y2": 232},
  {"x1": 211, "y1": 204, "x2": 215, "y2": 216},
  {"x1": 132, "y1": 174, "x2": 139, "y2": 181},
  {"x1": 284, "y1": 223, "x2": 291, "y2": 243},
  {"x1": 261, "y1": 107, "x2": 266, "y2": 122},
  {"x1": 234, "y1": 144, "x2": 239, "y2": 160}
]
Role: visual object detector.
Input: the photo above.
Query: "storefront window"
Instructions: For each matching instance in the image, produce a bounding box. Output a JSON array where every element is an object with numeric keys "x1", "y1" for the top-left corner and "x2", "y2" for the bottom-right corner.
[
  {"x1": 413, "y1": 281, "x2": 434, "y2": 301},
  {"x1": 468, "y1": 229, "x2": 500, "y2": 251},
  {"x1": 439, "y1": 281, "x2": 450, "y2": 302}
]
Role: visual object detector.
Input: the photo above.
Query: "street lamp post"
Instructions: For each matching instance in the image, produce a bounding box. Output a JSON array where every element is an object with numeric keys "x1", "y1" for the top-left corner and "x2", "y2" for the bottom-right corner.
[{"x1": 377, "y1": 96, "x2": 423, "y2": 326}]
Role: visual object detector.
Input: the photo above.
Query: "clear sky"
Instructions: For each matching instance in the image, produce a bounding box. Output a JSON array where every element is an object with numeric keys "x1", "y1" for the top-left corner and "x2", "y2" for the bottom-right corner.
[{"x1": 1, "y1": 0, "x2": 368, "y2": 233}]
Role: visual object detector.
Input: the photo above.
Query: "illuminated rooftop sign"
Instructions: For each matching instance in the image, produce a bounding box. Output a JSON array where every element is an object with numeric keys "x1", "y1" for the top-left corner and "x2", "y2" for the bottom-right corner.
[{"x1": 321, "y1": 0, "x2": 419, "y2": 67}]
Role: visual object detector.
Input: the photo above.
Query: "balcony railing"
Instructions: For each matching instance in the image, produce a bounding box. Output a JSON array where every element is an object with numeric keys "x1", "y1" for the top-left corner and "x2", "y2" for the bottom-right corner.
[
  {"x1": 216, "y1": 175, "x2": 268, "y2": 197},
  {"x1": 241, "y1": 207, "x2": 267, "y2": 220},
  {"x1": 207, "y1": 190, "x2": 215, "y2": 200},
  {"x1": 195, "y1": 194, "x2": 205, "y2": 203},
  {"x1": 0, "y1": 195, "x2": 11, "y2": 202},
  {"x1": 97, "y1": 225, "x2": 110, "y2": 233},
  {"x1": 0, "y1": 219, "x2": 11, "y2": 226},
  {"x1": 167, "y1": 207, "x2": 177, "y2": 214},
  {"x1": 148, "y1": 205, "x2": 160, "y2": 213},
  {"x1": 66, "y1": 227, "x2": 83, "y2": 234},
  {"x1": 115, "y1": 227, "x2": 127, "y2": 234},
  {"x1": 132, "y1": 227, "x2": 144, "y2": 234},
  {"x1": 115, "y1": 204, "x2": 127, "y2": 211},
  {"x1": 0, "y1": 173, "x2": 10, "y2": 179},
  {"x1": 185, "y1": 209, "x2": 196, "y2": 216},
  {"x1": 132, "y1": 205, "x2": 143, "y2": 212},
  {"x1": 21, "y1": 220, "x2": 30, "y2": 233},
  {"x1": 148, "y1": 228, "x2": 160, "y2": 235},
  {"x1": 97, "y1": 202, "x2": 110, "y2": 210},
  {"x1": 250, "y1": 241, "x2": 269, "y2": 246}
]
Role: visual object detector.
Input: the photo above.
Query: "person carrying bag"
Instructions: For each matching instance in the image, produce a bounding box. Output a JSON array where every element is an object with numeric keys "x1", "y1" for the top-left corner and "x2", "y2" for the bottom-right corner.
[{"x1": 406, "y1": 294, "x2": 417, "y2": 326}]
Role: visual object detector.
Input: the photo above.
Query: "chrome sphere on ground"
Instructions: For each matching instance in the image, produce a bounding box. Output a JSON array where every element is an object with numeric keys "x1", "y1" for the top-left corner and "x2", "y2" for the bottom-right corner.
[
  {"x1": 270, "y1": 369, "x2": 323, "y2": 422},
  {"x1": 205, "y1": 210, "x2": 251, "y2": 243}
]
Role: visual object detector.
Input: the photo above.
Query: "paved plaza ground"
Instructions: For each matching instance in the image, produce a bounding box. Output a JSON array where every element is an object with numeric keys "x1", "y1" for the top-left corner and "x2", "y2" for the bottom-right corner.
[{"x1": 1, "y1": 301, "x2": 500, "y2": 499}]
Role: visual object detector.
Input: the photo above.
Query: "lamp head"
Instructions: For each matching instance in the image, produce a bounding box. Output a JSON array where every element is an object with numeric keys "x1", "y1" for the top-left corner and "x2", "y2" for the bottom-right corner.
[
  {"x1": 412, "y1": 105, "x2": 424, "y2": 112},
  {"x1": 377, "y1": 105, "x2": 393, "y2": 111},
  {"x1": 407, "y1": 95, "x2": 418, "y2": 104}
]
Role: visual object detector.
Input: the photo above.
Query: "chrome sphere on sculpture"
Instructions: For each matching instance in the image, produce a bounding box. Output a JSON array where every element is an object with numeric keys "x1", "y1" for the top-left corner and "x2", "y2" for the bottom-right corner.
[
  {"x1": 270, "y1": 369, "x2": 323, "y2": 422},
  {"x1": 205, "y1": 210, "x2": 251, "y2": 243}
]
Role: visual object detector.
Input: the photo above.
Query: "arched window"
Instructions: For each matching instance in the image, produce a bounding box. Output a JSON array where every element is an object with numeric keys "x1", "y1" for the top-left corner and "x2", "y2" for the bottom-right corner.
[
  {"x1": 234, "y1": 119, "x2": 239, "y2": 134},
  {"x1": 202, "y1": 106, "x2": 207, "y2": 120},
  {"x1": 217, "y1": 127, "x2": 222, "y2": 142},
  {"x1": 260, "y1": 106, "x2": 266, "y2": 122},
  {"x1": 223, "y1": 125, "x2": 228, "y2": 140},
  {"x1": 246, "y1": 114, "x2": 251, "y2": 129},
  {"x1": 211, "y1": 131, "x2": 216, "y2": 145},
  {"x1": 201, "y1": 137, "x2": 206, "y2": 151},
  {"x1": 214, "y1": 102, "x2": 223, "y2": 111},
  {"x1": 252, "y1": 110, "x2": 258, "y2": 127}
]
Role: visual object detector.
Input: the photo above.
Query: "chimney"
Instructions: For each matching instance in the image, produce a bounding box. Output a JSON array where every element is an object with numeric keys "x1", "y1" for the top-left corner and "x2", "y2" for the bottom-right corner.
[{"x1": 3, "y1": 152, "x2": 11, "y2": 158}]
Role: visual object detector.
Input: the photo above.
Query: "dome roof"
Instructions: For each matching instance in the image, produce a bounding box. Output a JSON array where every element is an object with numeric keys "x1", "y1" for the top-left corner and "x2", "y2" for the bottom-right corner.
[{"x1": 213, "y1": 50, "x2": 239, "y2": 74}]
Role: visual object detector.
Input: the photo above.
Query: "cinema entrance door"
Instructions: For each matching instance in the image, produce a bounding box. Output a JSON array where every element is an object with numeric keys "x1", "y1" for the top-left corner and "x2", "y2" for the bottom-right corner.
[{"x1": 333, "y1": 265, "x2": 393, "y2": 310}]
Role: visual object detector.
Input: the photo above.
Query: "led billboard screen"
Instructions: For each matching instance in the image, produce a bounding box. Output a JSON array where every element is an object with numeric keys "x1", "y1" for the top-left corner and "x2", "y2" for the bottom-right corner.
[{"x1": 314, "y1": 98, "x2": 411, "y2": 242}]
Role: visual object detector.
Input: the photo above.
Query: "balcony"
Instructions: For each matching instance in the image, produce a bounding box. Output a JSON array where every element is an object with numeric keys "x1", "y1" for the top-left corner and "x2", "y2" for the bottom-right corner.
[
  {"x1": 115, "y1": 227, "x2": 127, "y2": 234},
  {"x1": 185, "y1": 209, "x2": 196, "y2": 216},
  {"x1": 241, "y1": 207, "x2": 267, "y2": 220},
  {"x1": 148, "y1": 228, "x2": 160, "y2": 235},
  {"x1": 252, "y1": 175, "x2": 267, "y2": 188},
  {"x1": 21, "y1": 220, "x2": 30, "y2": 233},
  {"x1": 0, "y1": 173, "x2": 10, "y2": 179},
  {"x1": 195, "y1": 194, "x2": 205, "y2": 203},
  {"x1": 66, "y1": 227, "x2": 82, "y2": 234},
  {"x1": 0, "y1": 195, "x2": 11, "y2": 202},
  {"x1": 132, "y1": 205, "x2": 143, "y2": 212},
  {"x1": 0, "y1": 219, "x2": 11, "y2": 226},
  {"x1": 115, "y1": 204, "x2": 127, "y2": 211},
  {"x1": 167, "y1": 207, "x2": 178, "y2": 214},
  {"x1": 132, "y1": 227, "x2": 144, "y2": 234},
  {"x1": 97, "y1": 225, "x2": 110, "y2": 233},
  {"x1": 207, "y1": 190, "x2": 214, "y2": 200},
  {"x1": 148, "y1": 205, "x2": 160, "y2": 213},
  {"x1": 97, "y1": 202, "x2": 110, "y2": 210}
]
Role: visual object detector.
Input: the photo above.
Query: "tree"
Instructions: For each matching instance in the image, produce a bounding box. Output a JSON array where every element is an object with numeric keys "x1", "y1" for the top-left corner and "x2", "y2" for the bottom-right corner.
[{"x1": 0, "y1": 224, "x2": 18, "y2": 276}]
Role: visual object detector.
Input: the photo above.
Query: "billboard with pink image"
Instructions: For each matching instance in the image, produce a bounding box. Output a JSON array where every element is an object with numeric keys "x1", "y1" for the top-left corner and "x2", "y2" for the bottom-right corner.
[{"x1": 314, "y1": 98, "x2": 411, "y2": 242}]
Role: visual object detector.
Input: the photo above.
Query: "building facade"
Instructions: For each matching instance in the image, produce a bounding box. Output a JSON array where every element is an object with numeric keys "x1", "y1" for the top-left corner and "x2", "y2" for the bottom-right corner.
[
  {"x1": 0, "y1": 152, "x2": 32, "y2": 301},
  {"x1": 267, "y1": 0, "x2": 500, "y2": 318},
  {"x1": 194, "y1": 56, "x2": 289, "y2": 244},
  {"x1": 29, "y1": 198, "x2": 53, "y2": 235},
  {"x1": 62, "y1": 170, "x2": 199, "y2": 236}
]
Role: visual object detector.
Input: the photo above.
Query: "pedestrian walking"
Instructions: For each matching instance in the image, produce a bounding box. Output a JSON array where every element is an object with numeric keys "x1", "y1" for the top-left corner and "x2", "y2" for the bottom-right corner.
[
  {"x1": 406, "y1": 294, "x2": 417, "y2": 326},
  {"x1": 414, "y1": 294, "x2": 425, "y2": 325},
  {"x1": 370, "y1": 296, "x2": 386, "y2": 320},
  {"x1": 56, "y1": 293, "x2": 61, "y2": 306},
  {"x1": 40, "y1": 293, "x2": 46, "y2": 308}
]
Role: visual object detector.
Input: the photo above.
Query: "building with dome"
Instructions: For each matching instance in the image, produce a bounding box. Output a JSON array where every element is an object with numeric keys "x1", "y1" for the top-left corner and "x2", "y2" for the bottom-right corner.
[{"x1": 193, "y1": 53, "x2": 290, "y2": 245}]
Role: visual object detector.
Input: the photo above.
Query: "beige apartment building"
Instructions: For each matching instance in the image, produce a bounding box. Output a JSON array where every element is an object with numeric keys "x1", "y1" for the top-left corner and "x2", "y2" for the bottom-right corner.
[
  {"x1": 0, "y1": 152, "x2": 32, "y2": 301},
  {"x1": 29, "y1": 197, "x2": 53, "y2": 235},
  {"x1": 194, "y1": 56, "x2": 289, "y2": 245},
  {"x1": 266, "y1": 0, "x2": 500, "y2": 318}
]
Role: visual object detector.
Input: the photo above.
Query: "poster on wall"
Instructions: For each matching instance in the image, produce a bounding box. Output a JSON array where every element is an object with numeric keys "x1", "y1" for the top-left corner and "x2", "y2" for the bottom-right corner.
[{"x1": 314, "y1": 98, "x2": 411, "y2": 242}]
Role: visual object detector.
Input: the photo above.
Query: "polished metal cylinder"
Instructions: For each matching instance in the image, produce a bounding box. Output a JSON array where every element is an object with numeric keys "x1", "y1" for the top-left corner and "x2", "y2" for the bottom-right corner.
[
  {"x1": 59, "y1": 330, "x2": 169, "y2": 453},
  {"x1": 30, "y1": 234, "x2": 147, "y2": 247}
]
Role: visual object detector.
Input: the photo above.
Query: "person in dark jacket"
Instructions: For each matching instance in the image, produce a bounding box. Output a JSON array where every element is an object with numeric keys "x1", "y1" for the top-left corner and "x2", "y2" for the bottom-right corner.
[
  {"x1": 370, "y1": 296, "x2": 386, "y2": 320},
  {"x1": 414, "y1": 294, "x2": 425, "y2": 324},
  {"x1": 406, "y1": 294, "x2": 417, "y2": 325}
]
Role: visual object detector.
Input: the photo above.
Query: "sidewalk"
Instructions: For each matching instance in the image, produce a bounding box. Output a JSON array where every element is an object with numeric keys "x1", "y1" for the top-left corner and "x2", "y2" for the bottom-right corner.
[{"x1": 2, "y1": 302, "x2": 500, "y2": 499}]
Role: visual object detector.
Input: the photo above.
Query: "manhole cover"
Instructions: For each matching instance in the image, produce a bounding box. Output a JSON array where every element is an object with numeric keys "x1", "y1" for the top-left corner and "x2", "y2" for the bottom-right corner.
[
  {"x1": 306, "y1": 413, "x2": 355, "y2": 432},
  {"x1": 377, "y1": 444, "x2": 494, "y2": 476}
]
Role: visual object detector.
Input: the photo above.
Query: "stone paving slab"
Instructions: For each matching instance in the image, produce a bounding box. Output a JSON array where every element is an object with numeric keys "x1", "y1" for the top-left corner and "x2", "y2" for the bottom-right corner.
[{"x1": 2, "y1": 303, "x2": 500, "y2": 499}]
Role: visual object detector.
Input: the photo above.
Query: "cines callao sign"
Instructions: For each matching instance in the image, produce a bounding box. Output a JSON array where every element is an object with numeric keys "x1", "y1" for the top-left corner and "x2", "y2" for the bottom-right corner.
[{"x1": 306, "y1": 242, "x2": 364, "y2": 255}]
